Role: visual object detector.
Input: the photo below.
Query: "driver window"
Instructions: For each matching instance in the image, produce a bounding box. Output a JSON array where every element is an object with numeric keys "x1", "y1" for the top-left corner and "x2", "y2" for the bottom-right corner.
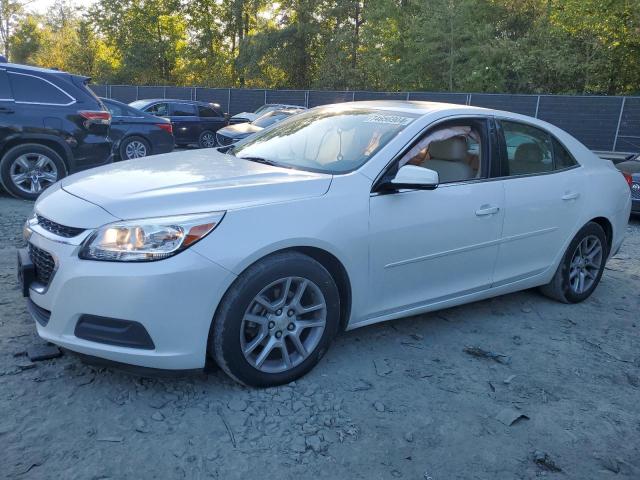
[{"x1": 398, "y1": 121, "x2": 485, "y2": 183}]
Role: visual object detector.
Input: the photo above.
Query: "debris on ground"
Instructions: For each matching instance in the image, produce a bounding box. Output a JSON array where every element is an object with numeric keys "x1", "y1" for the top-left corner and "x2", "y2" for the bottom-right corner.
[
  {"x1": 27, "y1": 344, "x2": 62, "y2": 362},
  {"x1": 495, "y1": 407, "x2": 529, "y2": 426},
  {"x1": 533, "y1": 450, "x2": 562, "y2": 472},
  {"x1": 374, "y1": 358, "x2": 392, "y2": 376},
  {"x1": 463, "y1": 346, "x2": 511, "y2": 364}
]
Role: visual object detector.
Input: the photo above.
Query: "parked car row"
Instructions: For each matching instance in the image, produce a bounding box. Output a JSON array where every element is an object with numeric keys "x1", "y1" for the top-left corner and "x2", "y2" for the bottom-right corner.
[
  {"x1": 0, "y1": 60, "x2": 307, "y2": 200},
  {"x1": 599, "y1": 151, "x2": 640, "y2": 215}
]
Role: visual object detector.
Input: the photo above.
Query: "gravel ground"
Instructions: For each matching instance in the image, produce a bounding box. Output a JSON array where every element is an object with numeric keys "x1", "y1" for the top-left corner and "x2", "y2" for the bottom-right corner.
[{"x1": 1, "y1": 191, "x2": 639, "y2": 479}]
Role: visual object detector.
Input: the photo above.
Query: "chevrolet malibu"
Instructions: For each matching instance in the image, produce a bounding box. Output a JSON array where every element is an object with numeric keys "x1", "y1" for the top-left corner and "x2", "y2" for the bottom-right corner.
[{"x1": 18, "y1": 101, "x2": 631, "y2": 387}]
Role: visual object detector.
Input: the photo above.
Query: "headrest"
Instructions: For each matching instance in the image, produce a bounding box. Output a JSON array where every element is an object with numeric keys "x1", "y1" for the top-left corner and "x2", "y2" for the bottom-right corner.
[
  {"x1": 429, "y1": 137, "x2": 467, "y2": 161},
  {"x1": 514, "y1": 143, "x2": 543, "y2": 164}
]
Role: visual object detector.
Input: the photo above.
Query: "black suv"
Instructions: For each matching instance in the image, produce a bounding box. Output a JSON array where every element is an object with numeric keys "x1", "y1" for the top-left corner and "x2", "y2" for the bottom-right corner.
[
  {"x1": 0, "y1": 62, "x2": 111, "y2": 200},
  {"x1": 129, "y1": 99, "x2": 228, "y2": 148}
]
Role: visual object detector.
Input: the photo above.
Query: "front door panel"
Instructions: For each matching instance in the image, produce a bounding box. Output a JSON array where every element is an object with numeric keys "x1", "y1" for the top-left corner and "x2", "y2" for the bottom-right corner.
[{"x1": 368, "y1": 181, "x2": 505, "y2": 318}]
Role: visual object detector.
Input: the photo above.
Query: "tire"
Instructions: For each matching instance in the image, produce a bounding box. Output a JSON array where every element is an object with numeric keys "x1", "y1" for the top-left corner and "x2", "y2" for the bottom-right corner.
[
  {"x1": 539, "y1": 222, "x2": 608, "y2": 303},
  {"x1": 198, "y1": 130, "x2": 217, "y2": 148},
  {"x1": 119, "y1": 136, "x2": 150, "y2": 160},
  {"x1": 211, "y1": 252, "x2": 340, "y2": 387},
  {"x1": 0, "y1": 143, "x2": 67, "y2": 200}
]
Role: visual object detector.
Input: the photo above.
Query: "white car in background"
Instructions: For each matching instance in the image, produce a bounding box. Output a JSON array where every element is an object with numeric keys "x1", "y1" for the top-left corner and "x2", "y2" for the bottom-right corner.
[
  {"x1": 230, "y1": 103, "x2": 306, "y2": 123},
  {"x1": 18, "y1": 101, "x2": 631, "y2": 387}
]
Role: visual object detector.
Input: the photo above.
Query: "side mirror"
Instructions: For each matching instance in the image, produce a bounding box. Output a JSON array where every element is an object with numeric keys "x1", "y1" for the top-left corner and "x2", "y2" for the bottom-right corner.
[{"x1": 385, "y1": 165, "x2": 439, "y2": 191}]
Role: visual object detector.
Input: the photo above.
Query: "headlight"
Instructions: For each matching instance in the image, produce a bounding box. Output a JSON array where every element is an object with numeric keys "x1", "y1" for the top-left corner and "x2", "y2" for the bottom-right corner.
[
  {"x1": 79, "y1": 211, "x2": 225, "y2": 262},
  {"x1": 23, "y1": 212, "x2": 38, "y2": 241}
]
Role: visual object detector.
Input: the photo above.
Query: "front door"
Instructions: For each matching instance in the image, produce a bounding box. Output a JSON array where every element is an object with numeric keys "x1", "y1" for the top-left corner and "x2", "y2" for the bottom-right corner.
[{"x1": 367, "y1": 116, "x2": 505, "y2": 318}]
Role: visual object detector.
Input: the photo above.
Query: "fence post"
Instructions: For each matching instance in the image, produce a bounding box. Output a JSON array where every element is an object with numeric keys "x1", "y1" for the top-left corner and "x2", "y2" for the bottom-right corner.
[
  {"x1": 352, "y1": 91, "x2": 355, "y2": 102},
  {"x1": 163, "y1": 86, "x2": 166, "y2": 99},
  {"x1": 136, "y1": 86, "x2": 139, "y2": 100},
  {"x1": 264, "y1": 90, "x2": 267, "y2": 105},
  {"x1": 227, "y1": 88, "x2": 231, "y2": 114},
  {"x1": 305, "y1": 90, "x2": 309, "y2": 108},
  {"x1": 612, "y1": 97, "x2": 626, "y2": 152},
  {"x1": 534, "y1": 96, "x2": 541, "y2": 118},
  {"x1": 467, "y1": 94, "x2": 472, "y2": 106}
]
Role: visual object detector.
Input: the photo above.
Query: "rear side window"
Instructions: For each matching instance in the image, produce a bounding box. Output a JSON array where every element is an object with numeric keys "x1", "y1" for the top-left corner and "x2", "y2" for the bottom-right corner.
[
  {"x1": 501, "y1": 121, "x2": 553, "y2": 175},
  {"x1": 171, "y1": 103, "x2": 197, "y2": 116},
  {"x1": 9, "y1": 72, "x2": 74, "y2": 105},
  {"x1": 146, "y1": 102, "x2": 169, "y2": 116},
  {"x1": 0, "y1": 70, "x2": 12, "y2": 100}
]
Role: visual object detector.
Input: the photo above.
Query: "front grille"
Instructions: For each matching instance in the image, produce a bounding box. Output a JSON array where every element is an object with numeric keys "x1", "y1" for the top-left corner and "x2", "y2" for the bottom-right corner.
[
  {"x1": 37, "y1": 215, "x2": 85, "y2": 238},
  {"x1": 216, "y1": 133, "x2": 234, "y2": 146},
  {"x1": 631, "y1": 183, "x2": 640, "y2": 200},
  {"x1": 28, "y1": 244, "x2": 55, "y2": 286}
]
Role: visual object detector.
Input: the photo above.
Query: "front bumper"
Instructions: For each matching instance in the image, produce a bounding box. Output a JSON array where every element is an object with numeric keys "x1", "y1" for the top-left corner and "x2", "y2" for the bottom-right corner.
[{"x1": 24, "y1": 229, "x2": 236, "y2": 370}]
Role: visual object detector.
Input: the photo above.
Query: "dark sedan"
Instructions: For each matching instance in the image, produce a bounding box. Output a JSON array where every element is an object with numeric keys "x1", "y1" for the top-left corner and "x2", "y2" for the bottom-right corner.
[
  {"x1": 617, "y1": 158, "x2": 640, "y2": 215},
  {"x1": 101, "y1": 98, "x2": 174, "y2": 160},
  {"x1": 216, "y1": 108, "x2": 304, "y2": 147},
  {"x1": 129, "y1": 99, "x2": 228, "y2": 148}
]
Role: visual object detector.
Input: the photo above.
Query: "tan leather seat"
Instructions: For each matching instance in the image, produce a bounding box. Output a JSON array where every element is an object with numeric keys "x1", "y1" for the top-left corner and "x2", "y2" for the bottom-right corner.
[
  {"x1": 511, "y1": 143, "x2": 546, "y2": 174},
  {"x1": 422, "y1": 137, "x2": 474, "y2": 183}
]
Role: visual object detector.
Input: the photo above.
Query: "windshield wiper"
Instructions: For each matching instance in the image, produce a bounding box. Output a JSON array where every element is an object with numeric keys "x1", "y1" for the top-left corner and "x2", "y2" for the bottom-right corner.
[{"x1": 238, "y1": 156, "x2": 282, "y2": 167}]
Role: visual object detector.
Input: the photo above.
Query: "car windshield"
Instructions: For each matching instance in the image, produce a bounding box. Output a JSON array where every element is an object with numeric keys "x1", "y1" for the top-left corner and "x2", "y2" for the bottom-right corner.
[
  {"x1": 231, "y1": 107, "x2": 418, "y2": 173},
  {"x1": 252, "y1": 111, "x2": 294, "y2": 128}
]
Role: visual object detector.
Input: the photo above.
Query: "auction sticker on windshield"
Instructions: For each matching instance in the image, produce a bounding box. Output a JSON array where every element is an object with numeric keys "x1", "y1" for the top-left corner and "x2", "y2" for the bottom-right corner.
[{"x1": 364, "y1": 114, "x2": 413, "y2": 125}]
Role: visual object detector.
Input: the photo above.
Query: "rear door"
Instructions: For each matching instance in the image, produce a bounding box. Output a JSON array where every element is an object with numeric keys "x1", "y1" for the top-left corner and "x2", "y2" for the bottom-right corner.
[
  {"x1": 491, "y1": 119, "x2": 583, "y2": 286},
  {"x1": 170, "y1": 102, "x2": 199, "y2": 144}
]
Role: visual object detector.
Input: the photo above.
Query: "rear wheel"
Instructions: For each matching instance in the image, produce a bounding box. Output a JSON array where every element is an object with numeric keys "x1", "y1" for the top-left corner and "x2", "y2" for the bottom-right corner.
[
  {"x1": 0, "y1": 144, "x2": 66, "y2": 200},
  {"x1": 539, "y1": 222, "x2": 607, "y2": 303},
  {"x1": 198, "y1": 130, "x2": 216, "y2": 148},
  {"x1": 120, "y1": 136, "x2": 150, "y2": 160},
  {"x1": 210, "y1": 252, "x2": 340, "y2": 387}
]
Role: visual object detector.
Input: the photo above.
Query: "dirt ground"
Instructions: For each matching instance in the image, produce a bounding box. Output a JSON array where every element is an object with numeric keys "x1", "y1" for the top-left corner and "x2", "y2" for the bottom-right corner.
[{"x1": 1, "y1": 191, "x2": 639, "y2": 480}]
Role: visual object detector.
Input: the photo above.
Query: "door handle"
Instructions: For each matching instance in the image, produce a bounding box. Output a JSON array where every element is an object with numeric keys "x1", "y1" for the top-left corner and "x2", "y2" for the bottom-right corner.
[
  {"x1": 561, "y1": 192, "x2": 580, "y2": 201},
  {"x1": 475, "y1": 205, "x2": 500, "y2": 216},
  {"x1": 0, "y1": 106, "x2": 14, "y2": 114}
]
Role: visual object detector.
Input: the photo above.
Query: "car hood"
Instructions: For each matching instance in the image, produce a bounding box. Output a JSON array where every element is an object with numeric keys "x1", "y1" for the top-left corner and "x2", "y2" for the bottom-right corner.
[
  {"x1": 218, "y1": 123, "x2": 262, "y2": 137},
  {"x1": 60, "y1": 149, "x2": 332, "y2": 220},
  {"x1": 231, "y1": 112, "x2": 258, "y2": 122}
]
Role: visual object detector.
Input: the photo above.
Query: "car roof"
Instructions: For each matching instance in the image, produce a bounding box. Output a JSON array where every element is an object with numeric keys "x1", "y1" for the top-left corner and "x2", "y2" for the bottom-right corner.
[
  {"x1": 0, "y1": 62, "x2": 72, "y2": 76},
  {"x1": 132, "y1": 98, "x2": 220, "y2": 106}
]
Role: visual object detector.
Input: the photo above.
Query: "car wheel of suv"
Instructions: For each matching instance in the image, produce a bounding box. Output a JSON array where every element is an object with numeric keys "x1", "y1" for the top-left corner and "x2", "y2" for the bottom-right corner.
[
  {"x1": 198, "y1": 131, "x2": 216, "y2": 148},
  {"x1": 210, "y1": 252, "x2": 340, "y2": 387},
  {"x1": 539, "y1": 222, "x2": 608, "y2": 303},
  {"x1": 0, "y1": 144, "x2": 66, "y2": 200},
  {"x1": 120, "y1": 136, "x2": 150, "y2": 160}
]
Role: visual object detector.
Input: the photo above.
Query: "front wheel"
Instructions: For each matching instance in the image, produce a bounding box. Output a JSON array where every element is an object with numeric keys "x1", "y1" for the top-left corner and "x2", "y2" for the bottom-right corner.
[
  {"x1": 210, "y1": 252, "x2": 340, "y2": 387},
  {"x1": 539, "y1": 222, "x2": 608, "y2": 303},
  {"x1": 198, "y1": 130, "x2": 217, "y2": 148}
]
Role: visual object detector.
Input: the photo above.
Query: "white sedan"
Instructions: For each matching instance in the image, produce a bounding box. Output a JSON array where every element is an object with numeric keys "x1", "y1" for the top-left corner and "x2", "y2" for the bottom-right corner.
[{"x1": 18, "y1": 101, "x2": 631, "y2": 386}]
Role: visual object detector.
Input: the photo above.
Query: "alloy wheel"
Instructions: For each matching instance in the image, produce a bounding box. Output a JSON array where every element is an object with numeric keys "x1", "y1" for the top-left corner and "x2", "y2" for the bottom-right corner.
[
  {"x1": 201, "y1": 132, "x2": 216, "y2": 148},
  {"x1": 569, "y1": 234, "x2": 603, "y2": 294},
  {"x1": 125, "y1": 140, "x2": 147, "y2": 159},
  {"x1": 240, "y1": 276, "x2": 327, "y2": 374},
  {"x1": 9, "y1": 153, "x2": 58, "y2": 194}
]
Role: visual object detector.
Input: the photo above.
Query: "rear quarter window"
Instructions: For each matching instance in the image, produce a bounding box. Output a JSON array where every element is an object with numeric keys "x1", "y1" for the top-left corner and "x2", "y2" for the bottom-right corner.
[
  {"x1": 552, "y1": 138, "x2": 578, "y2": 169},
  {"x1": 9, "y1": 72, "x2": 74, "y2": 105}
]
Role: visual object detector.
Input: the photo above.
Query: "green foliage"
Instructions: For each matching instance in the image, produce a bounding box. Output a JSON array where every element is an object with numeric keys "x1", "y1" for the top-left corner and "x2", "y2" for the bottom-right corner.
[{"x1": 4, "y1": 0, "x2": 640, "y2": 94}]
